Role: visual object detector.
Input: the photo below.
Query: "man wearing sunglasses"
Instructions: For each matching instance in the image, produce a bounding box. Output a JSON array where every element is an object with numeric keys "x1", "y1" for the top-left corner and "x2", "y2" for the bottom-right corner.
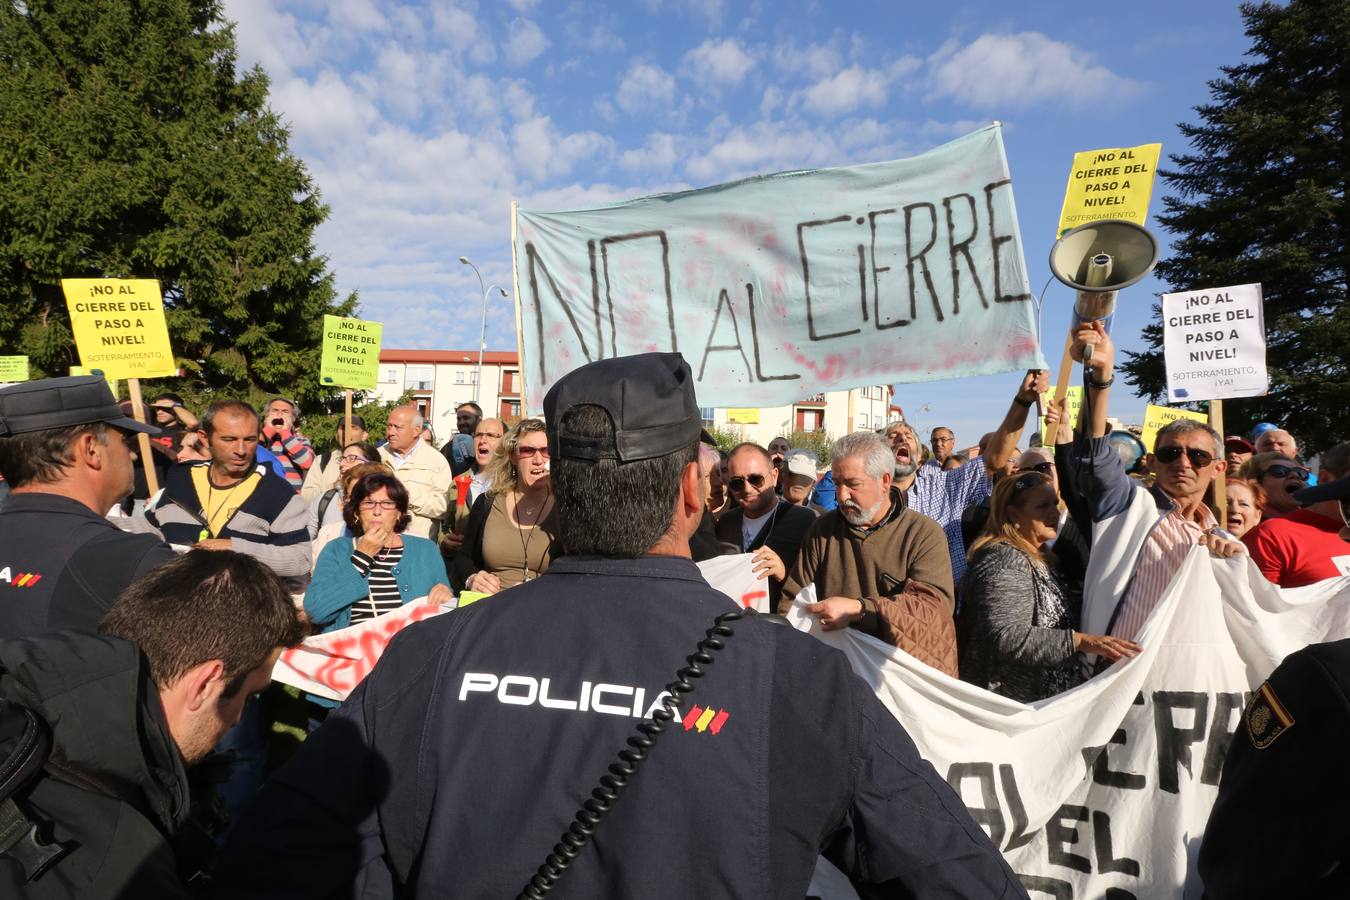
[
  {"x1": 1064, "y1": 322, "x2": 1245, "y2": 644},
  {"x1": 715, "y1": 443, "x2": 817, "y2": 610},
  {"x1": 0, "y1": 375, "x2": 175, "y2": 637},
  {"x1": 1241, "y1": 442, "x2": 1350, "y2": 587}
]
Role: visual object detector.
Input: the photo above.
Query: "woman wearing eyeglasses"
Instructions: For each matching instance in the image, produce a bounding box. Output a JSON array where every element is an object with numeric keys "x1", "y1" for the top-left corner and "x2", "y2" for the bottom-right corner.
[
  {"x1": 1238, "y1": 452, "x2": 1310, "y2": 518},
  {"x1": 303, "y1": 471, "x2": 452, "y2": 716},
  {"x1": 307, "y1": 441, "x2": 382, "y2": 539},
  {"x1": 959, "y1": 471, "x2": 1140, "y2": 703},
  {"x1": 451, "y1": 418, "x2": 561, "y2": 594}
]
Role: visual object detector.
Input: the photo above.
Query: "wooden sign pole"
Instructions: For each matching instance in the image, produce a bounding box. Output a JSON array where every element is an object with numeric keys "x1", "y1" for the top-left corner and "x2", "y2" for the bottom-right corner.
[
  {"x1": 126, "y1": 377, "x2": 160, "y2": 496},
  {"x1": 1210, "y1": 399, "x2": 1227, "y2": 529},
  {"x1": 343, "y1": 389, "x2": 353, "y2": 444}
]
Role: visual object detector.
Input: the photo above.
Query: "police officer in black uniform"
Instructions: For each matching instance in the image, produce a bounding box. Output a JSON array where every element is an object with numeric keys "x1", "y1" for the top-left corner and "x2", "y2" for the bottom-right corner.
[
  {"x1": 0, "y1": 376, "x2": 175, "y2": 637},
  {"x1": 217, "y1": 352, "x2": 1024, "y2": 899},
  {"x1": 1199, "y1": 473, "x2": 1350, "y2": 898}
]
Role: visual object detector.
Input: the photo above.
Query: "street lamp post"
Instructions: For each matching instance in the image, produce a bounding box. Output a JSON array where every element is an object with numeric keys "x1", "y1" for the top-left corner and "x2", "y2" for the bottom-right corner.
[{"x1": 458, "y1": 256, "x2": 508, "y2": 406}]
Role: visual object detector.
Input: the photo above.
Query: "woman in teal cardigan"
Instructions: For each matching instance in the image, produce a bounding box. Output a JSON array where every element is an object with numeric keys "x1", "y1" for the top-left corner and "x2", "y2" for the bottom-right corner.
[{"x1": 304, "y1": 471, "x2": 451, "y2": 714}]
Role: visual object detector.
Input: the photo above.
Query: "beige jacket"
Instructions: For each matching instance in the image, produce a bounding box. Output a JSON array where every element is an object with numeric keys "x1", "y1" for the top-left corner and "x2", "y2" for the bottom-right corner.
[{"x1": 379, "y1": 440, "x2": 452, "y2": 540}]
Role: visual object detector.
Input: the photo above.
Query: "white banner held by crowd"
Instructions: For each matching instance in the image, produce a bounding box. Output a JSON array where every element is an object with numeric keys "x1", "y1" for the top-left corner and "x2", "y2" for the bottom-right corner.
[
  {"x1": 1163, "y1": 283, "x2": 1268, "y2": 403},
  {"x1": 273, "y1": 555, "x2": 767, "y2": 700},
  {"x1": 794, "y1": 551, "x2": 1350, "y2": 899},
  {"x1": 512, "y1": 124, "x2": 1044, "y2": 410}
]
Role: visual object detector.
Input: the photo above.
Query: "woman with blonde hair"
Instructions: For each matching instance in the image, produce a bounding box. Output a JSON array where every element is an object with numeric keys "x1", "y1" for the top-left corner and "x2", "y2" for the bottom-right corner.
[
  {"x1": 959, "y1": 471, "x2": 1140, "y2": 702},
  {"x1": 451, "y1": 418, "x2": 561, "y2": 593},
  {"x1": 1225, "y1": 476, "x2": 1267, "y2": 540}
]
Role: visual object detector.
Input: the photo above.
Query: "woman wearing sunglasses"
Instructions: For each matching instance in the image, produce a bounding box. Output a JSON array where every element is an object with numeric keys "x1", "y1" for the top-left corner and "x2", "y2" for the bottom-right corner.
[
  {"x1": 1238, "y1": 452, "x2": 1311, "y2": 518},
  {"x1": 451, "y1": 418, "x2": 561, "y2": 594},
  {"x1": 1240, "y1": 444, "x2": 1350, "y2": 588},
  {"x1": 959, "y1": 471, "x2": 1140, "y2": 702}
]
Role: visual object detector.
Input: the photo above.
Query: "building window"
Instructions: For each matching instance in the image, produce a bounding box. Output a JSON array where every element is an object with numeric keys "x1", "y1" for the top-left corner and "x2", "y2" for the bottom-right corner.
[
  {"x1": 455, "y1": 371, "x2": 464, "y2": 385},
  {"x1": 699, "y1": 406, "x2": 715, "y2": 426},
  {"x1": 470, "y1": 370, "x2": 478, "y2": 385},
  {"x1": 858, "y1": 413, "x2": 868, "y2": 429},
  {"x1": 381, "y1": 367, "x2": 399, "y2": 384},
  {"x1": 405, "y1": 365, "x2": 434, "y2": 391}
]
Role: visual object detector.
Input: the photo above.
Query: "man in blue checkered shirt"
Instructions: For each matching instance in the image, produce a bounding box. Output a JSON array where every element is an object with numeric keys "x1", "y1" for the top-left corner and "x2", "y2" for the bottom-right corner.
[{"x1": 885, "y1": 370, "x2": 1047, "y2": 585}]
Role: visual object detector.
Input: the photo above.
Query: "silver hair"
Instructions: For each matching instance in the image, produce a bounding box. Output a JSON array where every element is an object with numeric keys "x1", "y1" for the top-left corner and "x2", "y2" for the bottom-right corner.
[
  {"x1": 831, "y1": 431, "x2": 894, "y2": 480},
  {"x1": 1154, "y1": 419, "x2": 1221, "y2": 458}
]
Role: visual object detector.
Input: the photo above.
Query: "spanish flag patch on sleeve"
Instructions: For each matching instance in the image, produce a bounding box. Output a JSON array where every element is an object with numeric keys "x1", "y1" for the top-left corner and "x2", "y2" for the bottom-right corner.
[{"x1": 1246, "y1": 681, "x2": 1294, "y2": 749}]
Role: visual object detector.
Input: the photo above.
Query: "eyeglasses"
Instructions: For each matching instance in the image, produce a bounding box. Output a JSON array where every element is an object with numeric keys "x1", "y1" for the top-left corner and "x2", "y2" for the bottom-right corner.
[
  {"x1": 358, "y1": 500, "x2": 399, "y2": 511},
  {"x1": 1018, "y1": 462, "x2": 1055, "y2": 475},
  {"x1": 1263, "y1": 464, "x2": 1310, "y2": 481},
  {"x1": 516, "y1": 445, "x2": 550, "y2": 459},
  {"x1": 727, "y1": 473, "x2": 768, "y2": 492},
  {"x1": 341, "y1": 454, "x2": 371, "y2": 463},
  {"x1": 1154, "y1": 445, "x2": 1215, "y2": 468}
]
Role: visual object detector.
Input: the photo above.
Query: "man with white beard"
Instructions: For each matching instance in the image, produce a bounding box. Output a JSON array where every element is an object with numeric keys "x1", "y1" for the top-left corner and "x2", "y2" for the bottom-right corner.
[{"x1": 779, "y1": 431, "x2": 959, "y2": 676}]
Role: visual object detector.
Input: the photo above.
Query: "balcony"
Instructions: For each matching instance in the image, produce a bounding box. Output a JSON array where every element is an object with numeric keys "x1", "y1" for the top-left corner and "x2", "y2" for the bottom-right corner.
[{"x1": 797, "y1": 393, "x2": 826, "y2": 405}]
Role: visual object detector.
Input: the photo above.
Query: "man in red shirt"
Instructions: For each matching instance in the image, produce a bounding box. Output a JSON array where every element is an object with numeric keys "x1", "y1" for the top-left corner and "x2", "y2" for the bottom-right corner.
[{"x1": 1243, "y1": 441, "x2": 1350, "y2": 587}]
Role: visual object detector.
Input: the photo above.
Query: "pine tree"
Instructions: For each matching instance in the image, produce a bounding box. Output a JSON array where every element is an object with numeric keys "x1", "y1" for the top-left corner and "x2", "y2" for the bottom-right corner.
[
  {"x1": 0, "y1": 0, "x2": 356, "y2": 408},
  {"x1": 1120, "y1": 0, "x2": 1349, "y2": 453}
]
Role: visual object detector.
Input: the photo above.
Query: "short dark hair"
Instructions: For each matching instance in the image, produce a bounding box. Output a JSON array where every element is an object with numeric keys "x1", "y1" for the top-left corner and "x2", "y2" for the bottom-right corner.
[
  {"x1": 99, "y1": 550, "x2": 305, "y2": 697},
  {"x1": 343, "y1": 441, "x2": 381, "y2": 464},
  {"x1": 343, "y1": 471, "x2": 412, "y2": 534},
  {"x1": 552, "y1": 404, "x2": 697, "y2": 557},
  {"x1": 201, "y1": 400, "x2": 259, "y2": 436},
  {"x1": 0, "y1": 422, "x2": 111, "y2": 487},
  {"x1": 457, "y1": 402, "x2": 483, "y2": 417},
  {"x1": 336, "y1": 414, "x2": 368, "y2": 433},
  {"x1": 153, "y1": 392, "x2": 185, "y2": 406}
]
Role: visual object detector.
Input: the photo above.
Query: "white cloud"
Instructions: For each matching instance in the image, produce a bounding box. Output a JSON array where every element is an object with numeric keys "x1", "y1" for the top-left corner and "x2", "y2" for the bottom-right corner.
[
  {"x1": 506, "y1": 0, "x2": 541, "y2": 11},
  {"x1": 431, "y1": 4, "x2": 479, "y2": 48},
  {"x1": 772, "y1": 40, "x2": 841, "y2": 80},
  {"x1": 271, "y1": 69, "x2": 382, "y2": 150},
  {"x1": 504, "y1": 17, "x2": 551, "y2": 66},
  {"x1": 616, "y1": 62, "x2": 677, "y2": 114},
  {"x1": 798, "y1": 65, "x2": 889, "y2": 116},
  {"x1": 928, "y1": 32, "x2": 1140, "y2": 108},
  {"x1": 682, "y1": 38, "x2": 755, "y2": 86},
  {"x1": 329, "y1": 0, "x2": 387, "y2": 35},
  {"x1": 511, "y1": 116, "x2": 612, "y2": 181},
  {"x1": 619, "y1": 133, "x2": 679, "y2": 172}
]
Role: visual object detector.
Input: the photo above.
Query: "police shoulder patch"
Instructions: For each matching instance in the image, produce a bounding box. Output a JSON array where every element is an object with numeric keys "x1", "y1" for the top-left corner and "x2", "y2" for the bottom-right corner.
[{"x1": 1247, "y1": 681, "x2": 1294, "y2": 749}]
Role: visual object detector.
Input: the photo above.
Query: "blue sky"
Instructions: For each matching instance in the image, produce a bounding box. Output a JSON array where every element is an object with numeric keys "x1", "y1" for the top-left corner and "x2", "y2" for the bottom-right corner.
[{"x1": 225, "y1": 0, "x2": 1253, "y2": 444}]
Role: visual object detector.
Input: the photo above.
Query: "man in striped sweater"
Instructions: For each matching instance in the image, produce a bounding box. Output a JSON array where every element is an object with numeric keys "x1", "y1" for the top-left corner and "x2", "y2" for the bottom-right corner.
[{"x1": 259, "y1": 397, "x2": 314, "y2": 491}]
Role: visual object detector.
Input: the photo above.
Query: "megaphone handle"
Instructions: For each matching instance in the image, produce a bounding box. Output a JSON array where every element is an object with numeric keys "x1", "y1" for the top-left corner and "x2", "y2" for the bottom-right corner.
[{"x1": 1083, "y1": 342, "x2": 1095, "y2": 367}]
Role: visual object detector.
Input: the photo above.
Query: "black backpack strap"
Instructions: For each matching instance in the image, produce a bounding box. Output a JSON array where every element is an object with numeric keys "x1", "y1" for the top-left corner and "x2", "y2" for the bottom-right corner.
[
  {"x1": 317, "y1": 487, "x2": 339, "y2": 525},
  {"x1": 0, "y1": 702, "x2": 74, "y2": 882}
]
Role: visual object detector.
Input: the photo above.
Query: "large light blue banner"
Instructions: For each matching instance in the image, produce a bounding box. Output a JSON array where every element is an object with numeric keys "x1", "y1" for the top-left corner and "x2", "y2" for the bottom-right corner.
[{"x1": 512, "y1": 124, "x2": 1044, "y2": 411}]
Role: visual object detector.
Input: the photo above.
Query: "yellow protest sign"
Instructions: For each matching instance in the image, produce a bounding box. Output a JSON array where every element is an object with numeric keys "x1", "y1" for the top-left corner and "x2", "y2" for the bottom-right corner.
[
  {"x1": 726, "y1": 408, "x2": 759, "y2": 425},
  {"x1": 0, "y1": 356, "x2": 28, "y2": 382},
  {"x1": 320, "y1": 315, "x2": 383, "y2": 391},
  {"x1": 61, "y1": 279, "x2": 176, "y2": 380},
  {"x1": 1141, "y1": 403, "x2": 1207, "y2": 452},
  {"x1": 457, "y1": 591, "x2": 492, "y2": 608},
  {"x1": 1056, "y1": 143, "x2": 1162, "y2": 237},
  {"x1": 1042, "y1": 386, "x2": 1084, "y2": 444}
]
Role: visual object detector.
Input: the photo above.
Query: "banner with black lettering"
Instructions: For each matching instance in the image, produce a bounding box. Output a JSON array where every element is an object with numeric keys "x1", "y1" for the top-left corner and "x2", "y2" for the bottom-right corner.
[
  {"x1": 793, "y1": 551, "x2": 1350, "y2": 898},
  {"x1": 512, "y1": 124, "x2": 1044, "y2": 410}
]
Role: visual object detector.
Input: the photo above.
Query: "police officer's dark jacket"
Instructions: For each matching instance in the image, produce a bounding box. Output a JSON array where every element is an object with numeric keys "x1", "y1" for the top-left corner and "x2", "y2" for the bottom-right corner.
[
  {"x1": 218, "y1": 554, "x2": 1023, "y2": 898},
  {"x1": 1199, "y1": 638, "x2": 1350, "y2": 899},
  {"x1": 0, "y1": 493, "x2": 175, "y2": 638},
  {"x1": 0, "y1": 631, "x2": 191, "y2": 899}
]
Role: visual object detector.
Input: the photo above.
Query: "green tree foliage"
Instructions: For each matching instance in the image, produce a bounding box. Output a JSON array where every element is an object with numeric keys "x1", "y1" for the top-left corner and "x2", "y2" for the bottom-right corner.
[
  {"x1": 0, "y1": 0, "x2": 355, "y2": 410},
  {"x1": 1119, "y1": 0, "x2": 1349, "y2": 453}
]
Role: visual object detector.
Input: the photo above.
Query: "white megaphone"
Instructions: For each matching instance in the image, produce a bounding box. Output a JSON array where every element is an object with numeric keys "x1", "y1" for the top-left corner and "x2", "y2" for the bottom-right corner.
[{"x1": 1049, "y1": 219, "x2": 1159, "y2": 364}]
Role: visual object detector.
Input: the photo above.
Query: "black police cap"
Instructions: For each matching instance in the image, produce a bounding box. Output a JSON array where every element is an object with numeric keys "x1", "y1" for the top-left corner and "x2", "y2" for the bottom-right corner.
[
  {"x1": 544, "y1": 352, "x2": 712, "y2": 462},
  {"x1": 0, "y1": 375, "x2": 161, "y2": 437}
]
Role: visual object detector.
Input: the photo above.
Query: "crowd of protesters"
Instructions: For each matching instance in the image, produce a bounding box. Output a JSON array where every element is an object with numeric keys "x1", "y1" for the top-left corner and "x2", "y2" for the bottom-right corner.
[{"x1": 0, "y1": 327, "x2": 1347, "y2": 897}]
